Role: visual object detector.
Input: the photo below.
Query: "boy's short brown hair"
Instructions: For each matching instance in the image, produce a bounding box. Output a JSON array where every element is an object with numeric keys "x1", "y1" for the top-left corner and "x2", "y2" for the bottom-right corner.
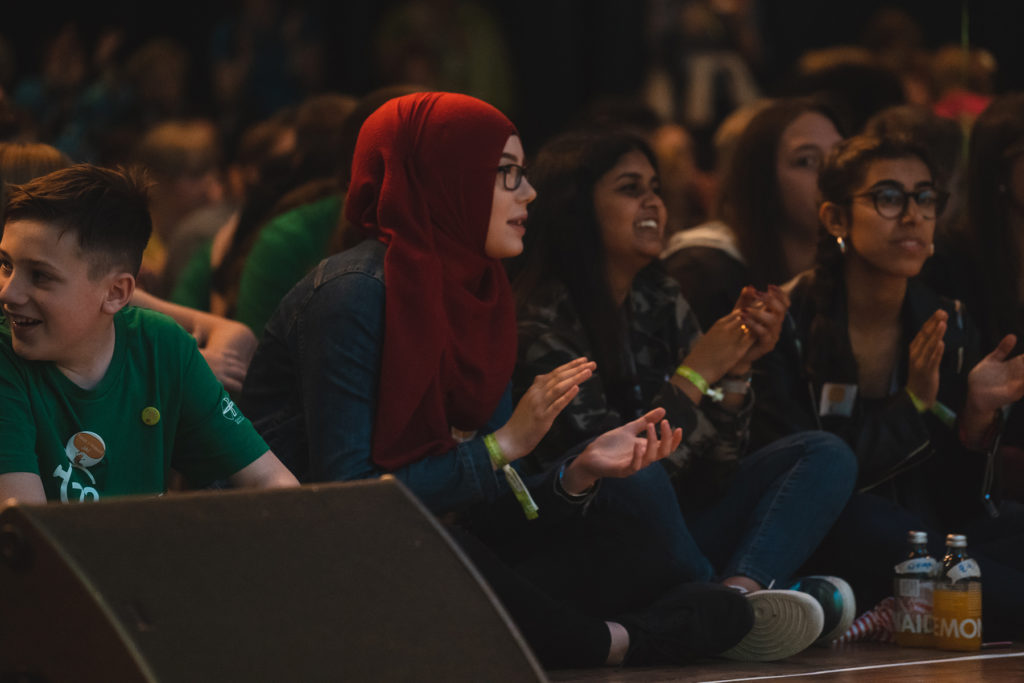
[{"x1": 3, "y1": 164, "x2": 152, "y2": 279}]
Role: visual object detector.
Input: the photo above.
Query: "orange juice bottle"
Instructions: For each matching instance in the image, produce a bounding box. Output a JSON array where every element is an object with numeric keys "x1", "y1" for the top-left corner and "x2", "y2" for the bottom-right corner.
[
  {"x1": 932, "y1": 534, "x2": 982, "y2": 651},
  {"x1": 894, "y1": 531, "x2": 938, "y2": 647}
]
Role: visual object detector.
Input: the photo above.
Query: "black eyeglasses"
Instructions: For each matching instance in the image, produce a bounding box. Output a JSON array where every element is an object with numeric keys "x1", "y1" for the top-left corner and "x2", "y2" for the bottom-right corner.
[
  {"x1": 849, "y1": 185, "x2": 949, "y2": 220},
  {"x1": 497, "y1": 163, "x2": 527, "y2": 191}
]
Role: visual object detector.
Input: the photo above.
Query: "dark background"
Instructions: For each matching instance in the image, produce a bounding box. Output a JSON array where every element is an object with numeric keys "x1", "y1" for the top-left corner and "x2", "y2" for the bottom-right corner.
[{"x1": 3, "y1": 0, "x2": 1021, "y2": 151}]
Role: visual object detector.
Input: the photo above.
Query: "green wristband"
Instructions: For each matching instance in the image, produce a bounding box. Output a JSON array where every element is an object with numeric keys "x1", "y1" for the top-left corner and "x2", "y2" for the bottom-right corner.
[
  {"x1": 483, "y1": 434, "x2": 539, "y2": 520},
  {"x1": 930, "y1": 400, "x2": 957, "y2": 429},
  {"x1": 675, "y1": 365, "x2": 724, "y2": 402},
  {"x1": 904, "y1": 388, "x2": 957, "y2": 428},
  {"x1": 483, "y1": 433, "x2": 509, "y2": 468}
]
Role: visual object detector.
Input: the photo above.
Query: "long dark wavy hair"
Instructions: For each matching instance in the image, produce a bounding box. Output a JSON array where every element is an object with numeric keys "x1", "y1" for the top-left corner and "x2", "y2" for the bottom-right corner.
[
  {"x1": 512, "y1": 128, "x2": 660, "y2": 405},
  {"x1": 716, "y1": 97, "x2": 846, "y2": 288},
  {"x1": 964, "y1": 93, "x2": 1024, "y2": 349}
]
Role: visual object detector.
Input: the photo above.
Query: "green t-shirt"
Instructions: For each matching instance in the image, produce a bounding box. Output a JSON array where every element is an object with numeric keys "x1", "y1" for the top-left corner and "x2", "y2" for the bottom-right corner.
[
  {"x1": 234, "y1": 194, "x2": 342, "y2": 336},
  {"x1": 169, "y1": 237, "x2": 213, "y2": 311},
  {"x1": 0, "y1": 307, "x2": 268, "y2": 503}
]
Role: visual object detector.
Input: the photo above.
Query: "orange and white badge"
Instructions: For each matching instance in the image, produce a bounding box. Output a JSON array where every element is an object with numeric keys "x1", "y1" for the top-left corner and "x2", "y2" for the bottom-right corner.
[
  {"x1": 819, "y1": 382, "x2": 858, "y2": 417},
  {"x1": 65, "y1": 431, "x2": 106, "y2": 468}
]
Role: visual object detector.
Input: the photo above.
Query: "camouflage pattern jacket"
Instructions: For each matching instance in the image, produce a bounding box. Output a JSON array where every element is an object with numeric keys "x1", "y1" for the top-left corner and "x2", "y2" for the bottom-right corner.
[{"x1": 515, "y1": 265, "x2": 751, "y2": 507}]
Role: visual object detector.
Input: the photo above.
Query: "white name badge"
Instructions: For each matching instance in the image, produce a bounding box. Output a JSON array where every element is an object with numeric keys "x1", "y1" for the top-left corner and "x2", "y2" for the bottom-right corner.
[{"x1": 819, "y1": 382, "x2": 858, "y2": 417}]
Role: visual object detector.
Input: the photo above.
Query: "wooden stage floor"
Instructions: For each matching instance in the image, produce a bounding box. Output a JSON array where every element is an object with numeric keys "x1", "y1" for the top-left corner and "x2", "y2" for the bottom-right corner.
[{"x1": 550, "y1": 642, "x2": 1024, "y2": 682}]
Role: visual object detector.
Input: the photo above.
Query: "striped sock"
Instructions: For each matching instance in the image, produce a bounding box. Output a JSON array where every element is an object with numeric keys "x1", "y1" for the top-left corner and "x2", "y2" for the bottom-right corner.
[{"x1": 832, "y1": 596, "x2": 896, "y2": 645}]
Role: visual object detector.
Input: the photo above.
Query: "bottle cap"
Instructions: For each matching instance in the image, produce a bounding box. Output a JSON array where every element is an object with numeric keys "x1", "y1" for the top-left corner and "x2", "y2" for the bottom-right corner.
[
  {"x1": 908, "y1": 530, "x2": 928, "y2": 544},
  {"x1": 945, "y1": 533, "x2": 967, "y2": 547}
]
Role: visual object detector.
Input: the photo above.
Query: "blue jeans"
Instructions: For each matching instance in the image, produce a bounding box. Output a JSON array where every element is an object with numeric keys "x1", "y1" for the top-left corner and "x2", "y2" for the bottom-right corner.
[
  {"x1": 687, "y1": 430, "x2": 858, "y2": 588},
  {"x1": 475, "y1": 431, "x2": 856, "y2": 615},
  {"x1": 481, "y1": 463, "x2": 702, "y2": 617}
]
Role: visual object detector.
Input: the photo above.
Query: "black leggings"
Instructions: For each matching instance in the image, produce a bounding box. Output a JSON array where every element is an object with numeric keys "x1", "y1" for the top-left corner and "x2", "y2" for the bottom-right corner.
[{"x1": 445, "y1": 524, "x2": 612, "y2": 669}]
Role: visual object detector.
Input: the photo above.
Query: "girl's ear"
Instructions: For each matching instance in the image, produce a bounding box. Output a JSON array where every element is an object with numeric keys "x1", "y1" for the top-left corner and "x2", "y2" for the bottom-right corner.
[
  {"x1": 819, "y1": 201, "x2": 848, "y2": 239},
  {"x1": 102, "y1": 272, "x2": 136, "y2": 315}
]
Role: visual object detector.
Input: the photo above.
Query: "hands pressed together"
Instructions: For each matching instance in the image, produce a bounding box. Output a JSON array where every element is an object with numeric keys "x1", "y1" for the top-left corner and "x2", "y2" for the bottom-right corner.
[
  {"x1": 734, "y1": 284, "x2": 790, "y2": 368},
  {"x1": 676, "y1": 284, "x2": 790, "y2": 402}
]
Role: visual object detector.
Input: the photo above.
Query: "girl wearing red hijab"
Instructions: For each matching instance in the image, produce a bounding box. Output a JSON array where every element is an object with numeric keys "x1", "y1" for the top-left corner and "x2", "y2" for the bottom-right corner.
[{"x1": 242, "y1": 92, "x2": 755, "y2": 668}]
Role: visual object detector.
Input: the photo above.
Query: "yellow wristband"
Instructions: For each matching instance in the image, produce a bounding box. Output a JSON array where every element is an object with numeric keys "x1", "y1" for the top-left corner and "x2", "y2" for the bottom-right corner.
[
  {"x1": 483, "y1": 433, "x2": 509, "y2": 468},
  {"x1": 905, "y1": 387, "x2": 928, "y2": 413},
  {"x1": 675, "y1": 365, "x2": 724, "y2": 402},
  {"x1": 483, "y1": 434, "x2": 539, "y2": 520}
]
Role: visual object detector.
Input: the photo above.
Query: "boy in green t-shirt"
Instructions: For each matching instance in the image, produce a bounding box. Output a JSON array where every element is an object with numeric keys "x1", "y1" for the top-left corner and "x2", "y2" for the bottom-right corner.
[{"x1": 0, "y1": 165, "x2": 298, "y2": 504}]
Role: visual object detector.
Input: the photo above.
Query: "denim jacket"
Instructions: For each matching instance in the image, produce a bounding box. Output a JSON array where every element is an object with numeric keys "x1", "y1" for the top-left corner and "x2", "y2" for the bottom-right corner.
[{"x1": 241, "y1": 239, "x2": 592, "y2": 516}]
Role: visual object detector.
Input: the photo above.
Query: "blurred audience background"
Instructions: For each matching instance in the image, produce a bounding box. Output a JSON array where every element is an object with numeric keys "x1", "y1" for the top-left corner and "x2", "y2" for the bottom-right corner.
[{"x1": 2, "y1": 1, "x2": 1020, "y2": 165}]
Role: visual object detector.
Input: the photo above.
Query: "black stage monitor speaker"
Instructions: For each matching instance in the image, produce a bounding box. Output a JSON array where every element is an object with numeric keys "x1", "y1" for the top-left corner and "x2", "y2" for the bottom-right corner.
[{"x1": 0, "y1": 477, "x2": 547, "y2": 682}]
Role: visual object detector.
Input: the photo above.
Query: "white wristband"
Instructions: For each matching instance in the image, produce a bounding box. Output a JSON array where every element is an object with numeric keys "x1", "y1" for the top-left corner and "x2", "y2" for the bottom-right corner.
[{"x1": 718, "y1": 374, "x2": 751, "y2": 395}]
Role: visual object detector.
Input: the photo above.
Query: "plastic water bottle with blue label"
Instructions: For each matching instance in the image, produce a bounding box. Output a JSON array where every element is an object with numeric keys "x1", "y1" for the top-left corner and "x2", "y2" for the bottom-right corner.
[{"x1": 894, "y1": 530, "x2": 939, "y2": 648}]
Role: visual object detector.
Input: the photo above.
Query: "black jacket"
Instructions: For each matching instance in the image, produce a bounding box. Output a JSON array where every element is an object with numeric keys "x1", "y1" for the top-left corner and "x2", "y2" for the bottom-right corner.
[{"x1": 751, "y1": 272, "x2": 999, "y2": 530}]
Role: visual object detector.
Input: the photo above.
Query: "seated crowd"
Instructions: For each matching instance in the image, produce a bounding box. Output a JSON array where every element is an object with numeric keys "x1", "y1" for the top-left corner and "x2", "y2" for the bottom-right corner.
[{"x1": 2, "y1": 48, "x2": 1024, "y2": 670}]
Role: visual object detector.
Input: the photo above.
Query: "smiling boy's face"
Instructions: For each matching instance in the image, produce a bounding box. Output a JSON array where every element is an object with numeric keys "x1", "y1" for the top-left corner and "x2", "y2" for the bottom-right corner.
[{"x1": 0, "y1": 219, "x2": 121, "y2": 371}]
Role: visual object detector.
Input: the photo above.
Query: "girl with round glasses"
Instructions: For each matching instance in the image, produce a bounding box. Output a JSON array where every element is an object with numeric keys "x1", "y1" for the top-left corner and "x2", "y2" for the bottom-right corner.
[
  {"x1": 752, "y1": 133, "x2": 1024, "y2": 640},
  {"x1": 851, "y1": 184, "x2": 947, "y2": 221}
]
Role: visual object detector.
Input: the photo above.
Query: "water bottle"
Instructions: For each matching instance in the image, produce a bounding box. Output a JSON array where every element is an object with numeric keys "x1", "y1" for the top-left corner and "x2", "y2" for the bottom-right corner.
[
  {"x1": 893, "y1": 530, "x2": 938, "y2": 648},
  {"x1": 932, "y1": 534, "x2": 982, "y2": 651}
]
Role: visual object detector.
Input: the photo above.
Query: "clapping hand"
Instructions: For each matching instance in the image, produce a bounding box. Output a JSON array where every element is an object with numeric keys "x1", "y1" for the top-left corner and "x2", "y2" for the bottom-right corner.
[
  {"x1": 958, "y1": 334, "x2": 1024, "y2": 447},
  {"x1": 964, "y1": 333, "x2": 1024, "y2": 415},
  {"x1": 560, "y1": 407, "x2": 683, "y2": 494},
  {"x1": 734, "y1": 285, "x2": 790, "y2": 369},
  {"x1": 492, "y1": 357, "x2": 596, "y2": 464},
  {"x1": 680, "y1": 310, "x2": 756, "y2": 389},
  {"x1": 906, "y1": 309, "x2": 948, "y2": 409}
]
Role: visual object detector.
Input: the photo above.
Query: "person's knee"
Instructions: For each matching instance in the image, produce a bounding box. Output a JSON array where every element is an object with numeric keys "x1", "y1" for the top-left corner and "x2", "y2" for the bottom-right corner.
[{"x1": 794, "y1": 430, "x2": 858, "y2": 484}]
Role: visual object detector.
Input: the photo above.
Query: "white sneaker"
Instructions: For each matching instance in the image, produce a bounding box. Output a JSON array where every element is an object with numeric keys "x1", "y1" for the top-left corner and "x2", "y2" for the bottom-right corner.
[{"x1": 720, "y1": 590, "x2": 824, "y2": 661}]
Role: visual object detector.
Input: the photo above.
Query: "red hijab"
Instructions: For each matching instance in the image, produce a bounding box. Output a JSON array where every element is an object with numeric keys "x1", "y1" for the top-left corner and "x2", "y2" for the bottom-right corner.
[{"x1": 345, "y1": 92, "x2": 519, "y2": 470}]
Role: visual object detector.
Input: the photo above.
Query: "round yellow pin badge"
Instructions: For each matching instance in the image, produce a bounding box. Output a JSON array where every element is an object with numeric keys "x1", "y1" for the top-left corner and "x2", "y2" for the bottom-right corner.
[{"x1": 141, "y1": 406, "x2": 161, "y2": 426}]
